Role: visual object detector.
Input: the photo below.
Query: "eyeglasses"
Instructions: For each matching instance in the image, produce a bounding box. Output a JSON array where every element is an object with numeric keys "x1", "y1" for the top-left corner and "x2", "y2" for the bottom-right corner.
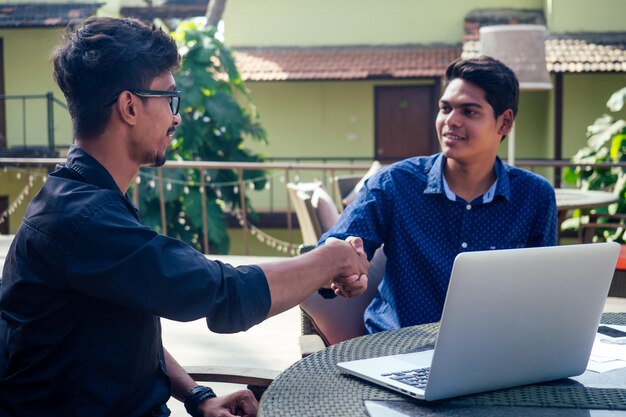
[{"x1": 105, "y1": 89, "x2": 182, "y2": 115}]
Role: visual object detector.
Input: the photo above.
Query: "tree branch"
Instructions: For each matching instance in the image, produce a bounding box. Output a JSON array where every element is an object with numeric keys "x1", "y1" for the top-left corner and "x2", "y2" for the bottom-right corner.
[{"x1": 206, "y1": 0, "x2": 227, "y2": 27}]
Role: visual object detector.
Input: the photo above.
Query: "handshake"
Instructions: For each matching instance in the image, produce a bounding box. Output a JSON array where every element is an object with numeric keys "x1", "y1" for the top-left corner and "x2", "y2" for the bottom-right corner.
[
  {"x1": 319, "y1": 236, "x2": 370, "y2": 298},
  {"x1": 260, "y1": 236, "x2": 371, "y2": 318}
]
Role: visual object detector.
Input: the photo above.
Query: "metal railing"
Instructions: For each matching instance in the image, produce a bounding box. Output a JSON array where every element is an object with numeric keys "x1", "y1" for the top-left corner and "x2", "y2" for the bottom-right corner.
[
  {"x1": 0, "y1": 92, "x2": 67, "y2": 153},
  {"x1": 0, "y1": 157, "x2": 372, "y2": 254},
  {"x1": 0, "y1": 156, "x2": 622, "y2": 254}
]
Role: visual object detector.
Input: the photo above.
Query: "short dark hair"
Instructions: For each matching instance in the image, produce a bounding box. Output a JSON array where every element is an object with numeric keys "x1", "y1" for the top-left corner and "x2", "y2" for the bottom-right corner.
[
  {"x1": 52, "y1": 17, "x2": 181, "y2": 139},
  {"x1": 444, "y1": 56, "x2": 519, "y2": 119}
]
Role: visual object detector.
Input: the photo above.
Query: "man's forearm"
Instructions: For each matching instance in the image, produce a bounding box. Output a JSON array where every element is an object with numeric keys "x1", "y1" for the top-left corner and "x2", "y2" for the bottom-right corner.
[
  {"x1": 164, "y1": 348, "x2": 197, "y2": 402},
  {"x1": 259, "y1": 239, "x2": 368, "y2": 318},
  {"x1": 259, "y1": 253, "x2": 331, "y2": 317}
]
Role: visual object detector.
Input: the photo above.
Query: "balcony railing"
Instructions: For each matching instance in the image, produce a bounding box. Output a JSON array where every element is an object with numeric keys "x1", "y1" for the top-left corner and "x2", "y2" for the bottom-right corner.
[
  {"x1": 0, "y1": 157, "x2": 373, "y2": 255},
  {"x1": 0, "y1": 157, "x2": 623, "y2": 255},
  {"x1": 0, "y1": 93, "x2": 68, "y2": 155}
]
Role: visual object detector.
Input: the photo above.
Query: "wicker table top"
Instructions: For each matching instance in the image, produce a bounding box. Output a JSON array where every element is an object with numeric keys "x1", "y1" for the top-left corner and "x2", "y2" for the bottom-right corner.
[{"x1": 259, "y1": 313, "x2": 626, "y2": 417}]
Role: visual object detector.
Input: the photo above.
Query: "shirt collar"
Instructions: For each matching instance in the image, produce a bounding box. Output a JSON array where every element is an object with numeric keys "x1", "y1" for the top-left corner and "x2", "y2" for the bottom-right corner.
[
  {"x1": 63, "y1": 145, "x2": 122, "y2": 193},
  {"x1": 424, "y1": 153, "x2": 447, "y2": 195},
  {"x1": 442, "y1": 174, "x2": 498, "y2": 203},
  {"x1": 62, "y1": 146, "x2": 141, "y2": 217},
  {"x1": 493, "y1": 156, "x2": 511, "y2": 202},
  {"x1": 424, "y1": 153, "x2": 511, "y2": 203}
]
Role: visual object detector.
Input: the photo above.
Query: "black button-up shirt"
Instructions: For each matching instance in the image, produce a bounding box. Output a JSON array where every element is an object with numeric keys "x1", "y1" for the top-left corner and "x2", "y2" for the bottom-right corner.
[{"x1": 0, "y1": 146, "x2": 271, "y2": 416}]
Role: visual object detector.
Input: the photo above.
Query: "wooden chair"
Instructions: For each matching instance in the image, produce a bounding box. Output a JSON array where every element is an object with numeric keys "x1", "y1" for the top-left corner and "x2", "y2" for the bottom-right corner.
[
  {"x1": 332, "y1": 174, "x2": 361, "y2": 209},
  {"x1": 286, "y1": 182, "x2": 324, "y2": 245},
  {"x1": 286, "y1": 182, "x2": 340, "y2": 245},
  {"x1": 578, "y1": 213, "x2": 626, "y2": 297},
  {"x1": 286, "y1": 182, "x2": 388, "y2": 355},
  {"x1": 185, "y1": 366, "x2": 278, "y2": 400},
  {"x1": 335, "y1": 161, "x2": 386, "y2": 207}
]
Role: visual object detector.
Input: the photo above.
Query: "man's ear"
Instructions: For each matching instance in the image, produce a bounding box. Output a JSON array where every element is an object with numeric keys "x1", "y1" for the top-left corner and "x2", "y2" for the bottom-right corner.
[
  {"x1": 498, "y1": 109, "x2": 514, "y2": 136},
  {"x1": 116, "y1": 91, "x2": 138, "y2": 126}
]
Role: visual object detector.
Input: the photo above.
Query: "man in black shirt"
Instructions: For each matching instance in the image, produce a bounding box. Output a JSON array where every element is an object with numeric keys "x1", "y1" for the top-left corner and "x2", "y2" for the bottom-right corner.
[{"x1": 0, "y1": 17, "x2": 368, "y2": 417}]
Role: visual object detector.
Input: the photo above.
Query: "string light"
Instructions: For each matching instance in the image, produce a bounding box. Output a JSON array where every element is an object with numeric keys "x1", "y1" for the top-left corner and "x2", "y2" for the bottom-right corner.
[
  {"x1": 0, "y1": 168, "x2": 48, "y2": 224},
  {"x1": 138, "y1": 170, "x2": 274, "y2": 188},
  {"x1": 0, "y1": 166, "x2": 313, "y2": 256},
  {"x1": 232, "y1": 209, "x2": 299, "y2": 256}
]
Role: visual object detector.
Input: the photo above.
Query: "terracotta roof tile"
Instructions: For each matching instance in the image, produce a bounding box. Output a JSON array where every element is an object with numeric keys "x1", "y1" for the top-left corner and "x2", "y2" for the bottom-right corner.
[
  {"x1": 0, "y1": 3, "x2": 102, "y2": 28},
  {"x1": 545, "y1": 33, "x2": 626, "y2": 73},
  {"x1": 461, "y1": 9, "x2": 625, "y2": 73},
  {"x1": 233, "y1": 45, "x2": 462, "y2": 81},
  {"x1": 462, "y1": 32, "x2": 626, "y2": 73}
]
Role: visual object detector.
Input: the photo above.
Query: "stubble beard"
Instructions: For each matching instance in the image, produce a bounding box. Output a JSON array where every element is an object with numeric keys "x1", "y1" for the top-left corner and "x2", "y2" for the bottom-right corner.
[
  {"x1": 151, "y1": 150, "x2": 167, "y2": 167},
  {"x1": 151, "y1": 127, "x2": 175, "y2": 167}
]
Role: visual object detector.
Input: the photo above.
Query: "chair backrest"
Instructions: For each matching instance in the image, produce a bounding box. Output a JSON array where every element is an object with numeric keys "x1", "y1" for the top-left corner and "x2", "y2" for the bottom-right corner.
[
  {"x1": 287, "y1": 183, "x2": 323, "y2": 245},
  {"x1": 288, "y1": 181, "x2": 385, "y2": 346},
  {"x1": 332, "y1": 175, "x2": 361, "y2": 209},
  {"x1": 287, "y1": 182, "x2": 340, "y2": 245},
  {"x1": 341, "y1": 161, "x2": 386, "y2": 207},
  {"x1": 300, "y1": 247, "x2": 386, "y2": 346}
]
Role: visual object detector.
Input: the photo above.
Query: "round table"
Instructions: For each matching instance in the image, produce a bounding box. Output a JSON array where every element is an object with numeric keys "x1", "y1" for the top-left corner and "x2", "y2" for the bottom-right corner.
[
  {"x1": 554, "y1": 189, "x2": 619, "y2": 241},
  {"x1": 259, "y1": 313, "x2": 626, "y2": 416},
  {"x1": 555, "y1": 189, "x2": 619, "y2": 211}
]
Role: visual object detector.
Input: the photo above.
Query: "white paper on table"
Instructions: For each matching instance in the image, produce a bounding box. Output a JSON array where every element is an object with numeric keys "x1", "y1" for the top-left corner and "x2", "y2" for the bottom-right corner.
[
  {"x1": 589, "y1": 354, "x2": 615, "y2": 363},
  {"x1": 587, "y1": 324, "x2": 626, "y2": 372},
  {"x1": 587, "y1": 359, "x2": 626, "y2": 373}
]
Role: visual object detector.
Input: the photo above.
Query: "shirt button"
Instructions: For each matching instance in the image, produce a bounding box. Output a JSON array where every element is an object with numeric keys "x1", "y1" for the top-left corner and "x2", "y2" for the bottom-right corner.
[
  {"x1": 461, "y1": 242, "x2": 468, "y2": 249},
  {"x1": 466, "y1": 204, "x2": 472, "y2": 210}
]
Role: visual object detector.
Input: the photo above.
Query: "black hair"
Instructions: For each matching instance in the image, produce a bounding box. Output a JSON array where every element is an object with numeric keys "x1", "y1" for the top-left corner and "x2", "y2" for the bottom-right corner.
[
  {"x1": 444, "y1": 56, "x2": 519, "y2": 119},
  {"x1": 52, "y1": 17, "x2": 181, "y2": 139}
]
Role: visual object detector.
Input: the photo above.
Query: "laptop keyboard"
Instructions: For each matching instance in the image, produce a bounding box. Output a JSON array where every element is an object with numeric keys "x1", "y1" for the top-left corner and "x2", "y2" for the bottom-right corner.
[{"x1": 382, "y1": 367, "x2": 430, "y2": 389}]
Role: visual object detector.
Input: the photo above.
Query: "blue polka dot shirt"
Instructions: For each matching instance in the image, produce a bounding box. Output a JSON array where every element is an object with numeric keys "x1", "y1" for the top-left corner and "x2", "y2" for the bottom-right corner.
[{"x1": 320, "y1": 153, "x2": 558, "y2": 333}]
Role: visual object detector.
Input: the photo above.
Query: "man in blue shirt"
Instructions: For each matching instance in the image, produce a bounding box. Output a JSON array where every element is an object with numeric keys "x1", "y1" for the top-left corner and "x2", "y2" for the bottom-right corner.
[
  {"x1": 0, "y1": 17, "x2": 368, "y2": 417},
  {"x1": 321, "y1": 56, "x2": 557, "y2": 333}
]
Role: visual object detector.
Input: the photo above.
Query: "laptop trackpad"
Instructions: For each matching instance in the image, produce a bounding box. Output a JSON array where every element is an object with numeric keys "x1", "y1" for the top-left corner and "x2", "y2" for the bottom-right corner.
[
  {"x1": 337, "y1": 349, "x2": 434, "y2": 376},
  {"x1": 394, "y1": 349, "x2": 434, "y2": 369}
]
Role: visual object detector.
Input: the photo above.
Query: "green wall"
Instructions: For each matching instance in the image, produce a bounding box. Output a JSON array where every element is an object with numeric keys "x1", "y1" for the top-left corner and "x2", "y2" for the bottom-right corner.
[
  {"x1": 244, "y1": 79, "x2": 437, "y2": 159},
  {"x1": 547, "y1": 0, "x2": 626, "y2": 32},
  {"x1": 246, "y1": 81, "x2": 372, "y2": 159},
  {"x1": 1, "y1": 28, "x2": 73, "y2": 149},
  {"x1": 224, "y1": 0, "x2": 543, "y2": 47},
  {"x1": 513, "y1": 90, "x2": 552, "y2": 159},
  {"x1": 562, "y1": 73, "x2": 626, "y2": 158},
  {"x1": 225, "y1": 0, "x2": 625, "y2": 47}
]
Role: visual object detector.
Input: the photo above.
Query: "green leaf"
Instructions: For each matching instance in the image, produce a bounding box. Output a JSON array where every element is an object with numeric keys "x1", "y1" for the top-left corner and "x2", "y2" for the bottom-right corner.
[
  {"x1": 568, "y1": 87, "x2": 626, "y2": 243},
  {"x1": 562, "y1": 167, "x2": 580, "y2": 184},
  {"x1": 611, "y1": 134, "x2": 626, "y2": 161},
  {"x1": 607, "y1": 87, "x2": 626, "y2": 112}
]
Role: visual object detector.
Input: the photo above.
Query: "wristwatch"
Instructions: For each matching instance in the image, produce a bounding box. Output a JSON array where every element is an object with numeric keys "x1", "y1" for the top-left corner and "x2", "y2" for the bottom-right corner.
[{"x1": 184, "y1": 385, "x2": 217, "y2": 417}]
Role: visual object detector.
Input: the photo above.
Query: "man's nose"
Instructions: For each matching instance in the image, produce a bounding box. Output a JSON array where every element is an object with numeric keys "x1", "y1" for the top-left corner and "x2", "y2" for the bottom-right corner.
[
  {"x1": 445, "y1": 110, "x2": 462, "y2": 127},
  {"x1": 173, "y1": 112, "x2": 182, "y2": 126}
]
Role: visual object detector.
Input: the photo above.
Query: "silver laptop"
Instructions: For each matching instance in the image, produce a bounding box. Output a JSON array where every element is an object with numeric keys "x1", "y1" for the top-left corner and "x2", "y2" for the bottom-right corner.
[{"x1": 337, "y1": 242, "x2": 620, "y2": 401}]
